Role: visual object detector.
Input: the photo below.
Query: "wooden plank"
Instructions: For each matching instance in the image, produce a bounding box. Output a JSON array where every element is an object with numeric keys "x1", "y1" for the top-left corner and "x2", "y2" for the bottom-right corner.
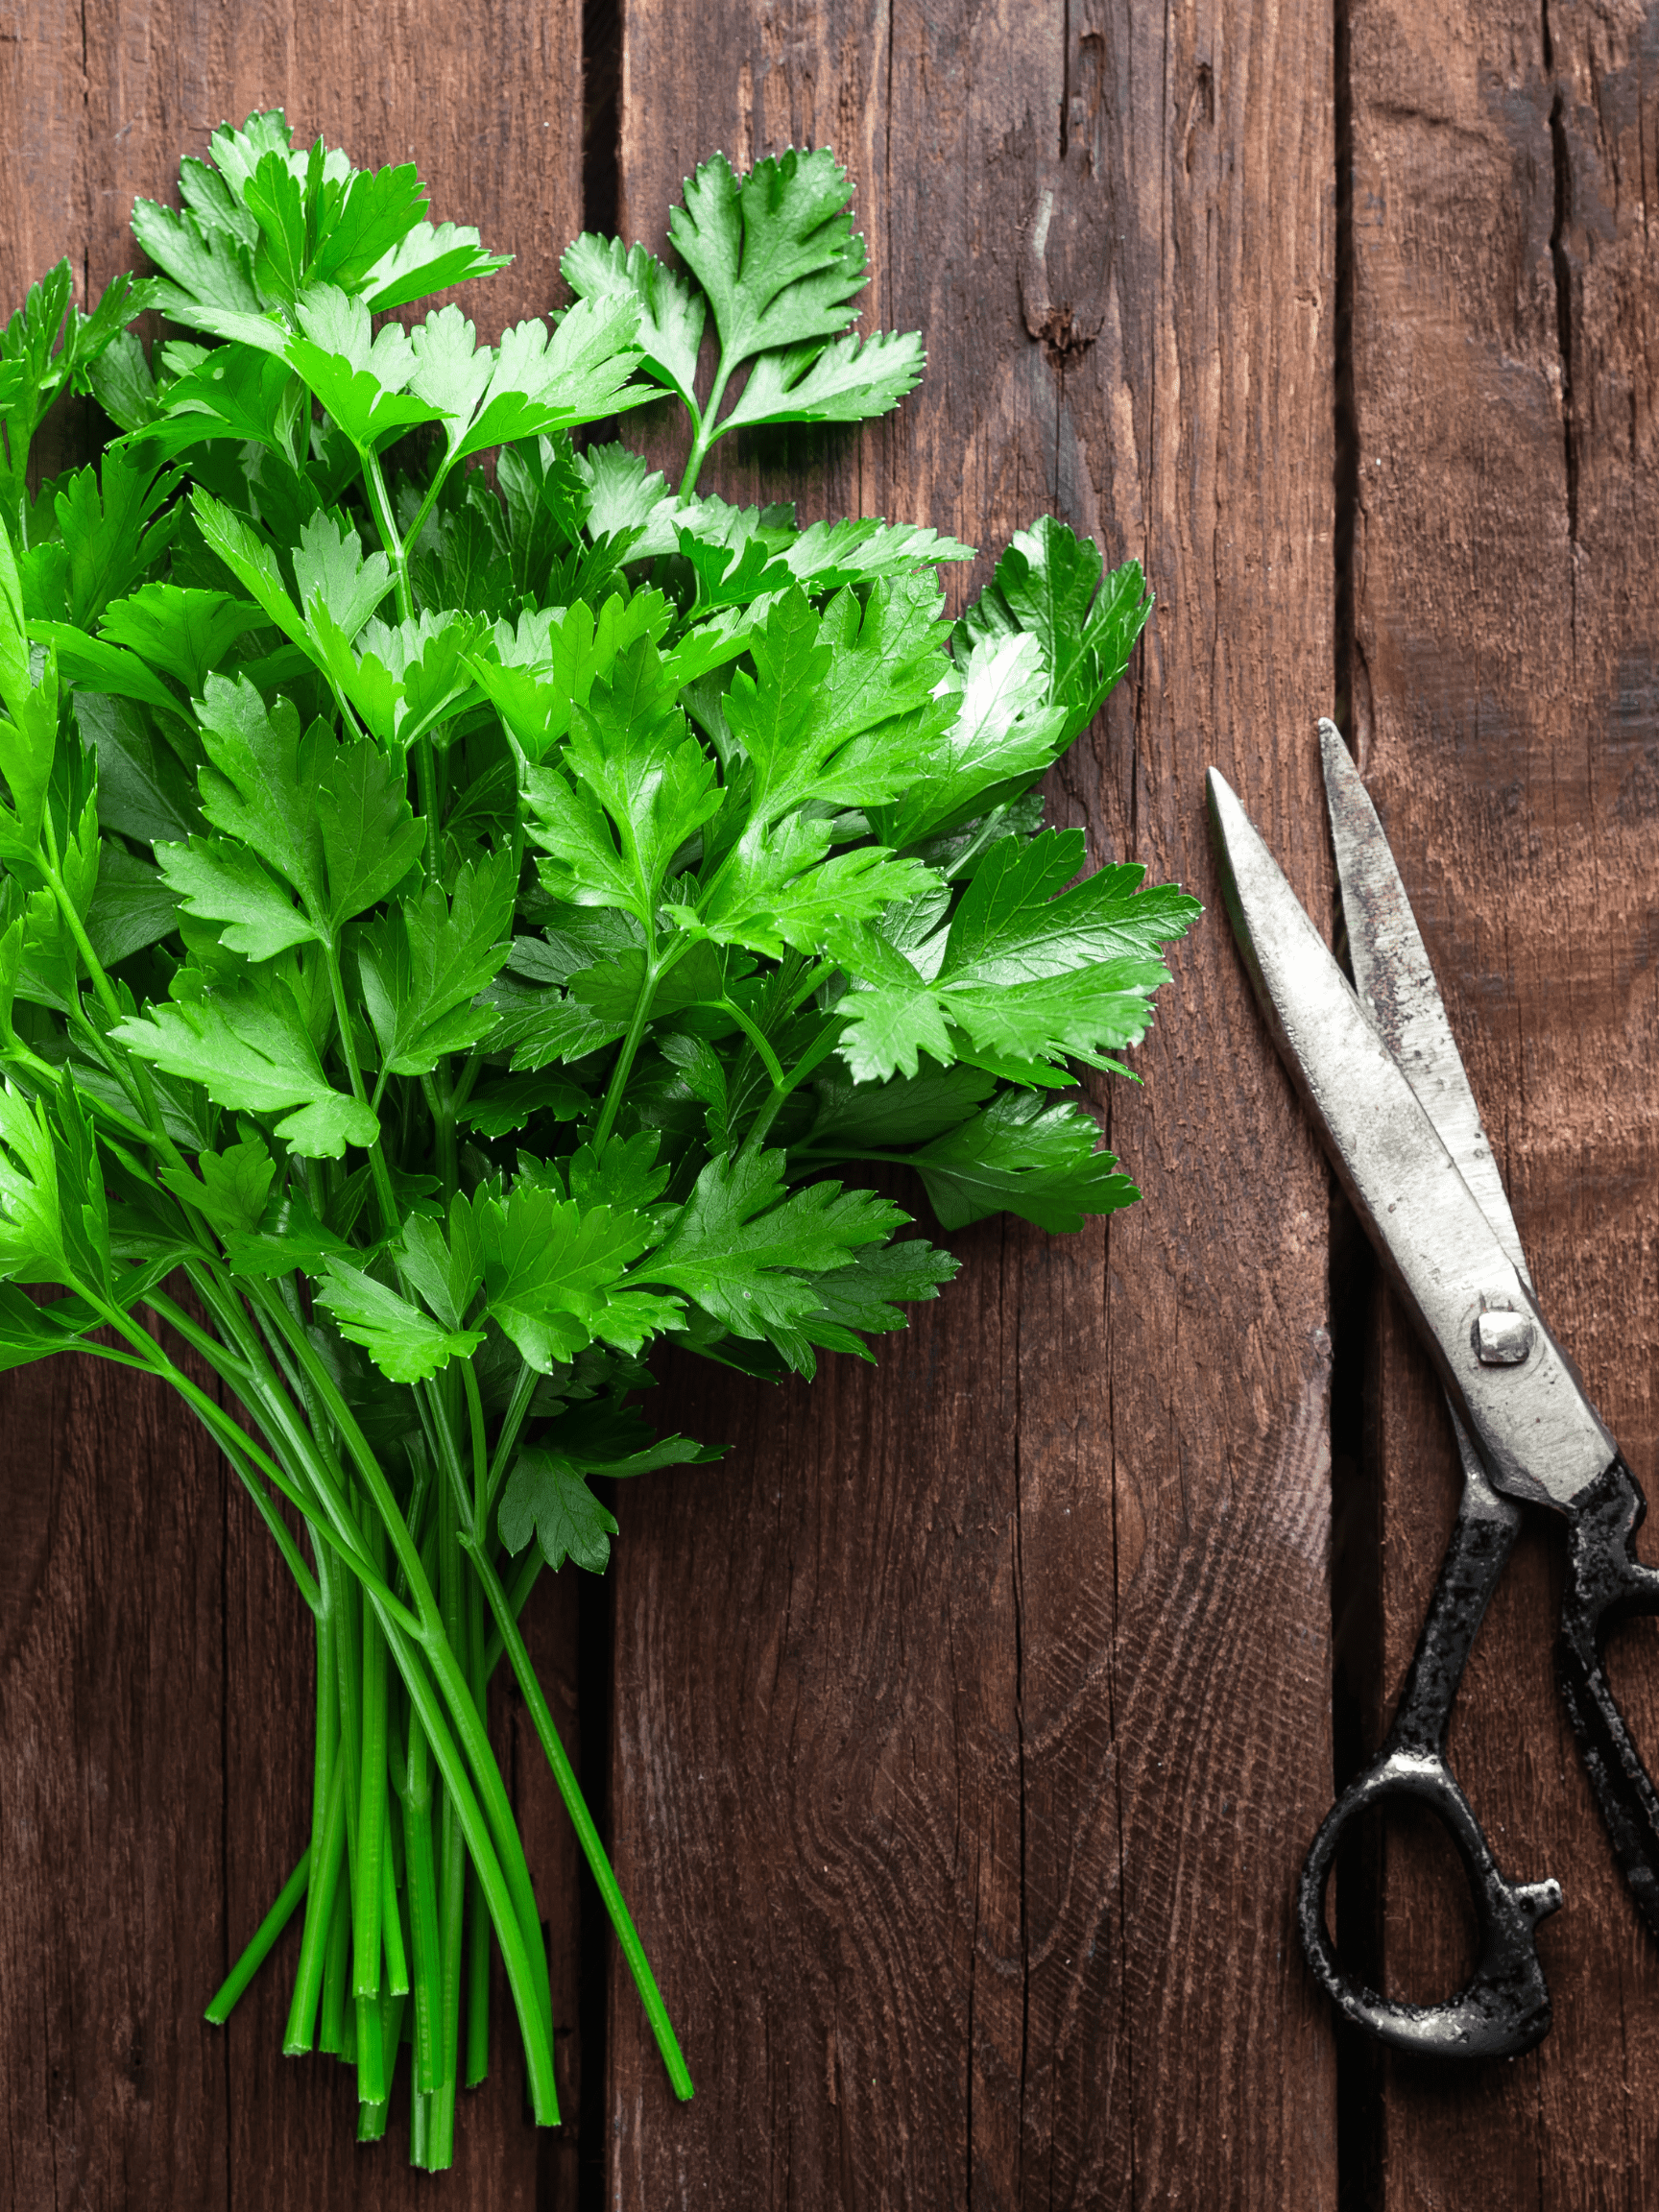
[
  {"x1": 0, "y1": 1345, "x2": 228, "y2": 2211},
  {"x1": 0, "y1": 8, "x2": 588, "y2": 2202},
  {"x1": 611, "y1": 2, "x2": 1339, "y2": 2201},
  {"x1": 1348, "y1": 0, "x2": 1659, "y2": 2200},
  {"x1": 78, "y1": 0, "x2": 586, "y2": 335}
]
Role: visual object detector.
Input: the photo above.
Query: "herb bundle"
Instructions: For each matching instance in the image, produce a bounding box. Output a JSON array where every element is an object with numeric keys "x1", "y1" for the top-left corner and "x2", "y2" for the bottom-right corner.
[{"x1": 0, "y1": 113, "x2": 1198, "y2": 2166}]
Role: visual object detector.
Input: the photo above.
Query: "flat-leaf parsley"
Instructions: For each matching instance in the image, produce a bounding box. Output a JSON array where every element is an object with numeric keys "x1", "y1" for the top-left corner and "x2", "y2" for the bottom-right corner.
[{"x1": 0, "y1": 113, "x2": 1198, "y2": 2167}]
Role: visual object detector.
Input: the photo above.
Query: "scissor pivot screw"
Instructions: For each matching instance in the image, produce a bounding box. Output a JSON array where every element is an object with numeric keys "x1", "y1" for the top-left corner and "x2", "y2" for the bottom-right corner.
[{"x1": 1475, "y1": 1309, "x2": 1535, "y2": 1365}]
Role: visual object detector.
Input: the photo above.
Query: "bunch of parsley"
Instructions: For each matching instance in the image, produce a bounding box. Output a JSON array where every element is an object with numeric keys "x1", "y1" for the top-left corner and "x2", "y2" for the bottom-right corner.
[{"x1": 0, "y1": 113, "x2": 1198, "y2": 2166}]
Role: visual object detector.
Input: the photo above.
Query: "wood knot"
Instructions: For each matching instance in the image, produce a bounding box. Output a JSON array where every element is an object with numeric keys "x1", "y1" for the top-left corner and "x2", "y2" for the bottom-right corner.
[{"x1": 1020, "y1": 181, "x2": 1109, "y2": 367}]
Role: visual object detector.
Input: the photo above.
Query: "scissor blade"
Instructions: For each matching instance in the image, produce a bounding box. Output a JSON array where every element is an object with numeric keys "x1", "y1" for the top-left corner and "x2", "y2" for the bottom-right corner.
[
  {"x1": 1207, "y1": 765, "x2": 1614, "y2": 1511},
  {"x1": 1318, "y1": 720, "x2": 1530, "y2": 1289}
]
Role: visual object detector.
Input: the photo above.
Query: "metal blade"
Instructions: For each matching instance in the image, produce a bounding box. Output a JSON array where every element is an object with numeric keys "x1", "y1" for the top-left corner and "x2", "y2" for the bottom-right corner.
[
  {"x1": 1318, "y1": 719, "x2": 1530, "y2": 1289},
  {"x1": 1207, "y1": 764, "x2": 1614, "y2": 1512}
]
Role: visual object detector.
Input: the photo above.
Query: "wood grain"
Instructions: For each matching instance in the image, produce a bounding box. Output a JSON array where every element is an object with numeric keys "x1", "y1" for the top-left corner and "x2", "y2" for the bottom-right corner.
[
  {"x1": 1348, "y1": 0, "x2": 1659, "y2": 2200},
  {"x1": 0, "y1": 1340, "x2": 228, "y2": 2211},
  {"x1": 0, "y1": 0, "x2": 585, "y2": 343},
  {"x1": 611, "y1": 2, "x2": 1339, "y2": 2202}
]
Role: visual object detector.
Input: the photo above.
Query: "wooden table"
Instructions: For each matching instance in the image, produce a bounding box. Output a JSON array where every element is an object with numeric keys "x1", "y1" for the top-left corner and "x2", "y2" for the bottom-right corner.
[{"x1": 2, "y1": 0, "x2": 1656, "y2": 2202}]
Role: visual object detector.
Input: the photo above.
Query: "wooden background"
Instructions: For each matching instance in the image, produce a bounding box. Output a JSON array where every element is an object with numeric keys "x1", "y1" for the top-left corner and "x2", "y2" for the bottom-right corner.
[{"x1": 1, "y1": 0, "x2": 1656, "y2": 2203}]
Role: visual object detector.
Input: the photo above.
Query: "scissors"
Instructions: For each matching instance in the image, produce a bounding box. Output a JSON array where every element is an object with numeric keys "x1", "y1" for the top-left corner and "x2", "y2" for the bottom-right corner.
[{"x1": 1207, "y1": 723, "x2": 1659, "y2": 2060}]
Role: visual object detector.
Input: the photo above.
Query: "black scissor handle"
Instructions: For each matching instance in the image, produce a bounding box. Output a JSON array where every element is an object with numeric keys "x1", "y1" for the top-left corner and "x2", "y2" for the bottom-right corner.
[
  {"x1": 1298, "y1": 1746, "x2": 1562, "y2": 2058},
  {"x1": 1557, "y1": 1455, "x2": 1659, "y2": 1939},
  {"x1": 1299, "y1": 1451, "x2": 1562, "y2": 2058}
]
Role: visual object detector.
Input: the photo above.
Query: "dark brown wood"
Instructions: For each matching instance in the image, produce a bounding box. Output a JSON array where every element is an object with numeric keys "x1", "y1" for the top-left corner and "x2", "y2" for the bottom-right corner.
[
  {"x1": 1349, "y1": 0, "x2": 1659, "y2": 2200},
  {"x1": 611, "y1": 3, "x2": 1339, "y2": 2202},
  {"x1": 0, "y1": 1345, "x2": 228, "y2": 2210},
  {"x1": 0, "y1": 0, "x2": 585, "y2": 340}
]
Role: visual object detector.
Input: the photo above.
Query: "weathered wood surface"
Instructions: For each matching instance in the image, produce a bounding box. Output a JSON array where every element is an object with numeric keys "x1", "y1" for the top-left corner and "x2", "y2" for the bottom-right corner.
[
  {"x1": 7, "y1": 0, "x2": 1659, "y2": 2204},
  {"x1": 613, "y1": 1, "x2": 1338, "y2": 2205},
  {"x1": 1350, "y1": 1, "x2": 1659, "y2": 2204}
]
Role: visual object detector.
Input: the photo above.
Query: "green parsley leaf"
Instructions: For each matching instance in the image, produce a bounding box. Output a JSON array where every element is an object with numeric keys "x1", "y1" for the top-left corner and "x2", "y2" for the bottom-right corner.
[
  {"x1": 838, "y1": 832, "x2": 1200, "y2": 1086},
  {"x1": 317, "y1": 1258, "x2": 485, "y2": 1382},
  {"x1": 359, "y1": 850, "x2": 516, "y2": 1075},
  {"x1": 561, "y1": 235, "x2": 706, "y2": 412},
  {"x1": 911, "y1": 1092, "x2": 1141, "y2": 1232},
  {"x1": 497, "y1": 1448, "x2": 618, "y2": 1571},
  {"x1": 637, "y1": 1147, "x2": 903, "y2": 1360},
  {"x1": 111, "y1": 985, "x2": 377, "y2": 1157},
  {"x1": 957, "y1": 520, "x2": 1152, "y2": 746},
  {"x1": 671, "y1": 148, "x2": 865, "y2": 372}
]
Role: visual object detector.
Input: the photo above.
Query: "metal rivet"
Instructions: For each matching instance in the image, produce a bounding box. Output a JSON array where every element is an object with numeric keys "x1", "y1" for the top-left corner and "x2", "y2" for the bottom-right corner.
[{"x1": 1475, "y1": 1309, "x2": 1535, "y2": 1366}]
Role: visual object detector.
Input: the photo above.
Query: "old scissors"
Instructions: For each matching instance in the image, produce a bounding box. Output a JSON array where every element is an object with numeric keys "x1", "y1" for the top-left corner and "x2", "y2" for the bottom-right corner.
[{"x1": 1208, "y1": 724, "x2": 1659, "y2": 2060}]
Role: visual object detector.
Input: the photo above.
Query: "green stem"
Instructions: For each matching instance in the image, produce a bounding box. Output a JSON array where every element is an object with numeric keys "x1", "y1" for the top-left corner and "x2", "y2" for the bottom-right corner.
[
  {"x1": 332, "y1": 1567, "x2": 364, "y2": 2031},
  {"x1": 397, "y1": 1698, "x2": 444, "y2": 2095},
  {"x1": 322, "y1": 942, "x2": 399, "y2": 1235},
  {"x1": 355, "y1": 1517, "x2": 389, "y2": 2006},
  {"x1": 284, "y1": 1662, "x2": 348, "y2": 2054},
  {"x1": 133, "y1": 1287, "x2": 324, "y2": 1609},
  {"x1": 740, "y1": 1016, "x2": 845, "y2": 1157},
  {"x1": 464, "y1": 1561, "x2": 491, "y2": 2089},
  {"x1": 381, "y1": 1830, "x2": 411, "y2": 1999},
  {"x1": 678, "y1": 354, "x2": 734, "y2": 498},
  {"x1": 417, "y1": 737, "x2": 443, "y2": 880},
  {"x1": 591, "y1": 946, "x2": 661, "y2": 1154},
  {"x1": 449, "y1": 1046, "x2": 484, "y2": 1121},
  {"x1": 235, "y1": 1285, "x2": 559, "y2": 2114},
  {"x1": 431, "y1": 1474, "x2": 468, "y2": 2166},
  {"x1": 40, "y1": 853, "x2": 121, "y2": 1025},
  {"x1": 401, "y1": 459, "x2": 453, "y2": 579},
  {"x1": 716, "y1": 996, "x2": 785, "y2": 1090},
  {"x1": 381, "y1": 1605, "x2": 558, "y2": 2119},
  {"x1": 320, "y1": 1859, "x2": 351, "y2": 2056},
  {"x1": 481, "y1": 1545, "x2": 543, "y2": 1679},
  {"x1": 464, "y1": 1533, "x2": 694, "y2": 2102},
  {"x1": 360, "y1": 442, "x2": 416, "y2": 623},
  {"x1": 462, "y1": 1359, "x2": 489, "y2": 1532},
  {"x1": 484, "y1": 1361, "x2": 538, "y2": 1526},
  {"x1": 204, "y1": 1847, "x2": 310, "y2": 2026}
]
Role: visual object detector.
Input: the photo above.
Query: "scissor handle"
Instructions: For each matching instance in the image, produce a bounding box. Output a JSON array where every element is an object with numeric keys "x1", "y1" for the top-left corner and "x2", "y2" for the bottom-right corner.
[
  {"x1": 1557, "y1": 1455, "x2": 1659, "y2": 1939},
  {"x1": 1298, "y1": 1455, "x2": 1562, "y2": 2058},
  {"x1": 1298, "y1": 1747, "x2": 1562, "y2": 2058}
]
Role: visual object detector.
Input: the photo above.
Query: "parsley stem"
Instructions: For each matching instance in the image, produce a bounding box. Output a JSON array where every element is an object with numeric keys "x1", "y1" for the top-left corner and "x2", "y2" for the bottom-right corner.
[
  {"x1": 387, "y1": 1602, "x2": 559, "y2": 2120},
  {"x1": 382, "y1": 1831, "x2": 410, "y2": 1997},
  {"x1": 416, "y1": 736, "x2": 443, "y2": 879},
  {"x1": 323, "y1": 942, "x2": 400, "y2": 1234},
  {"x1": 397, "y1": 1698, "x2": 444, "y2": 2094},
  {"x1": 591, "y1": 948, "x2": 661, "y2": 1153},
  {"x1": 246, "y1": 1284, "x2": 558, "y2": 2086},
  {"x1": 37, "y1": 838, "x2": 122, "y2": 1028},
  {"x1": 462, "y1": 1532, "x2": 695, "y2": 2102},
  {"x1": 462, "y1": 1359, "x2": 489, "y2": 1532},
  {"x1": 430, "y1": 1474, "x2": 468, "y2": 2162},
  {"x1": 715, "y1": 996, "x2": 785, "y2": 1089},
  {"x1": 284, "y1": 1600, "x2": 347, "y2": 2053},
  {"x1": 738, "y1": 1016, "x2": 845, "y2": 1158},
  {"x1": 355, "y1": 1518, "x2": 390, "y2": 2008},
  {"x1": 204, "y1": 1845, "x2": 310, "y2": 2026},
  {"x1": 679, "y1": 352, "x2": 735, "y2": 497},
  {"x1": 484, "y1": 1361, "x2": 538, "y2": 1525},
  {"x1": 481, "y1": 1544, "x2": 542, "y2": 1679},
  {"x1": 448, "y1": 1046, "x2": 483, "y2": 1121},
  {"x1": 361, "y1": 443, "x2": 416, "y2": 625}
]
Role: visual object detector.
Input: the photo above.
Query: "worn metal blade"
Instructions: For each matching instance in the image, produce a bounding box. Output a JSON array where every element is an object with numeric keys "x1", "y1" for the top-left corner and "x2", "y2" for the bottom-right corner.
[
  {"x1": 1318, "y1": 719, "x2": 1530, "y2": 1290},
  {"x1": 1207, "y1": 764, "x2": 1614, "y2": 1512}
]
